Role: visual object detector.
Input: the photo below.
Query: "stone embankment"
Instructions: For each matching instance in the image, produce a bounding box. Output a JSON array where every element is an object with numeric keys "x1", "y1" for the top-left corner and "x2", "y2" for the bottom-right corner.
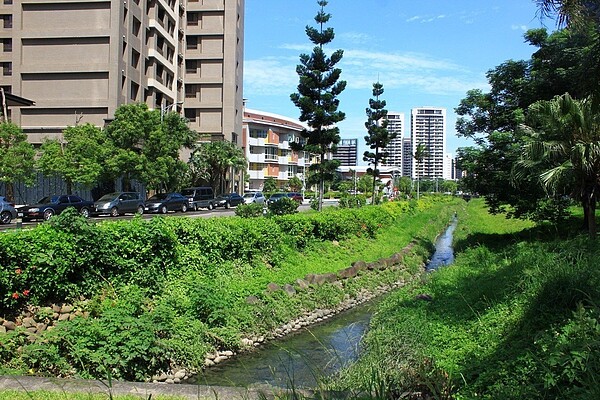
[{"x1": 1, "y1": 303, "x2": 88, "y2": 338}]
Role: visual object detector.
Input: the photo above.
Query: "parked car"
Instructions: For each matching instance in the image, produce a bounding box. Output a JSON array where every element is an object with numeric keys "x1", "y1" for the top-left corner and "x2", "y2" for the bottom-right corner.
[
  {"x1": 267, "y1": 192, "x2": 288, "y2": 205},
  {"x1": 0, "y1": 196, "x2": 17, "y2": 224},
  {"x1": 215, "y1": 193, "x2": 245, "y2": 209},
  {"x1": 243, "y1": 191, "x2": 266, "y2": 204},
  {"x1": 181, "y1": 186, "x2": 215, "y2": 210},
  {"x1": 144, "y1": 192, "x2": 188, "y2": 214},
  {"x1": 287, "y1": 192, "x2": 304, "y2": 203},
  {"x1": 93, "y1": 192, "x2": 145, "y2": 217},
  {"x1": 17, "y1": 195, "x2": 94, "y2": 221}
]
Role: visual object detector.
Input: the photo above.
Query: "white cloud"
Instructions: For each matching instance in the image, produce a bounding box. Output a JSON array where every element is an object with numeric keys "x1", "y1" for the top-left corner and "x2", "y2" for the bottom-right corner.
[
  {"x1": 244, "y1": 47, "x2": 487, "y2": 99},
  {"x1": 511, "y1": 24, "x2": 529, "y2": 31}
]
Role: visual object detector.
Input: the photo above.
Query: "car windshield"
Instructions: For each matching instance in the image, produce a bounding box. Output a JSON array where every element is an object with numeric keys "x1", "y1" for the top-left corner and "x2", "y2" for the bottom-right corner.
[
  {"x1": 270, "y1": 193, "x2": 286, "y2": 199},
  {"x1": 180, "y1": 189, "x2": 194, "y2": 196},
  {"x1": 148, "y1": 193, "x2": 168, "y2": 201},
  {"x1": 37, "y1": 196, "x2": 60, "y2": 204},
  {"x1": 97, "y1": 193, "x2": 119, "y2": 201},
  {"x1": 243, "y1": 193, "x2": 255, "y2": 199}
]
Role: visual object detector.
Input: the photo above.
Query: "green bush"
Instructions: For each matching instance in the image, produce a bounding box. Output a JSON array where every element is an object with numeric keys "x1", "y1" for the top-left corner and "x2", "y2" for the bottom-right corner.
[
  {"x1": 234, "y1": 202, "x2": 265, "y2": 217},
  {"x1": 338, "y1": 193, "x2": 367, "y2": 208},
  {"x1": 268, "y1": 197, "x2": 299, "y2": 216}
]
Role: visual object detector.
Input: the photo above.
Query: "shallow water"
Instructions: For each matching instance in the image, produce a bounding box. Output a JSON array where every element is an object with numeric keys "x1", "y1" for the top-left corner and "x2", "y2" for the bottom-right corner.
[{"x1": 195, "y1": 218, "x2": 458, "y2": 388}]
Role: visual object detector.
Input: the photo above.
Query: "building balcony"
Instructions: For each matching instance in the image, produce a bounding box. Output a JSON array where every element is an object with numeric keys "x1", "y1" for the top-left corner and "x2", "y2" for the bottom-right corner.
[
  {"x1": 248, "y1": 170, "x2": 265, "y2": 180},
  {"x1": 248, "y1": 137, "x2": 265, "y2": 147},
  {"x1": 247, "y1": 153, "x2": 266, "y2": 163}
]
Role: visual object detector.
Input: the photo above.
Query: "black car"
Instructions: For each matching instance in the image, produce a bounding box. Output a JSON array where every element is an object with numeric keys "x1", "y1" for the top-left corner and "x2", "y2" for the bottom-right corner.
[
  {"x1": 17, "y1": 195, "x2": 94, "y2": 221},
  {"x1": 215, "y1": 193, "x2": 245, "y2": 209},
  {"x1": 144, "y1": 192, "x2": 188, "y2": 214}
]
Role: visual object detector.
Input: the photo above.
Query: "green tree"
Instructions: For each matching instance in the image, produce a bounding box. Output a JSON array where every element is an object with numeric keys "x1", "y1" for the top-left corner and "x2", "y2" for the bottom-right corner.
[
  {"x1": 37, "y1": 124, "x2": 110, "y2": 194},
  {"x1": 188, "y1": 140, "x2": 246, "y2": 194},
  {"x1": 515, "y1": 93, "x2": 600, "y2": 236},
  {"x1": 263, "y1": 177, "x2": 277, "y2": 193},
  {"x1": 413, "y1": 143, "x2": 428, "y2": 200},
  {"x1": 363, "y1": 82, "x2": 396, "y2": 200},
  {"x1": 440, "y1": 179, "x2": 458, "y2": 194},
  {"x1": 397, "y1": 176, "x2": 412, "y2": 195},
  {"x1": 105, "y1": 103, "x2": 196, "y2": 192},
  {"x1": 290, "y1": 0, "x2": 346, "y2": 211},
  {"x1": 288, "y1": 176, "x2": 303, "y2": 192},
  {"x1": 0, "y1": 122, "x2": 35, "y2": 200}
]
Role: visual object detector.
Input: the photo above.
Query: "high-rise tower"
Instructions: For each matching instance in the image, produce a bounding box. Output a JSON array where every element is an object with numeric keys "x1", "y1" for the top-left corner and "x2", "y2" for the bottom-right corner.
[
  {"x1": 411, "y1": 107, "x2": 446, "y2": 180},
  {"x1": 381, "y1": 111, "x2": 404, "y2": 167}
]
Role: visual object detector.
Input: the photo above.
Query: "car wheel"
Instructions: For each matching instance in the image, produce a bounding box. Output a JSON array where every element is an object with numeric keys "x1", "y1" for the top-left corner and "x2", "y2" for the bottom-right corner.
[
  {"x1": 136, "y1": 205, "x2": 144, "y2": 215},
  {"x1": 225, "y1": 201, "x2": 230, "y2": 209},
  {"x1": 181, "y1": 203, "x2": 188, "y2": 213},
  {"x1": 110, "y1": 207, "x2": 119, "y2": 217},
  {"x1": 80, "y1": 207, "x2": 90, "y2": 218},
  {"x1": 43, "y1": 209, "x2": 55, "y2": 221},
  {"x1": 208, "y1": 202, "x2": 214, "y2": 210},
  {"x1": 0, "y1": 211, "x2": 11, "y2": 224},
  {"x1": 192, "y1": 203, "x2": 198, "y2": 211},
  {"x1": 160, "y1": 205, "x2": 168, "y2": 214}
]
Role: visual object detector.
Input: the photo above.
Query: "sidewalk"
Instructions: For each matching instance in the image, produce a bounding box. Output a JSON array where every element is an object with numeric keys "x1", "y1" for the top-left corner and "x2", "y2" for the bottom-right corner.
[{"x1": 0, "y1": 375, "x2": 296, "y2": 400}]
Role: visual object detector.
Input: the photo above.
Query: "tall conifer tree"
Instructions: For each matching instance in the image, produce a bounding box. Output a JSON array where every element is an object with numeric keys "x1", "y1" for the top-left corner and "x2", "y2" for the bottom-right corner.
[
  {"x1": 290, "y1": 0, "x2": 346, "y2": 210},
  {"x1": 363, "y1": 82, "x2": 395, "y2": 201}
]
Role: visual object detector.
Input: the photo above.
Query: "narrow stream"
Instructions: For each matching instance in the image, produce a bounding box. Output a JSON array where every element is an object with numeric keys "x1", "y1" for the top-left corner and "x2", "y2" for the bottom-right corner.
[{"x1": 195, "y1": 217, "x2": 458, "y2": 389}]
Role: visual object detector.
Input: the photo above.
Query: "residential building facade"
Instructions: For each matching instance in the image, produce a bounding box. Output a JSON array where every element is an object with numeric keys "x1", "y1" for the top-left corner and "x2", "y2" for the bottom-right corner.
[
  {"x1": 402, "y1": 137, "x2": 412, "y2": 178},
  {"x1": 242, "y1": 108, "x2": 312, "y2": 191},
  {"x1": 332, "y1": 138, "x2": 358, "y2": 167},
  {"x1": 381, "y1": 111, "x2": 404, "y2": 168},
  {"x1": 1, "y1": 0, "x2": 244, "y2": 145},
  {"x1": 411, "y1": 106, "x2": 446, "y2": 180}
]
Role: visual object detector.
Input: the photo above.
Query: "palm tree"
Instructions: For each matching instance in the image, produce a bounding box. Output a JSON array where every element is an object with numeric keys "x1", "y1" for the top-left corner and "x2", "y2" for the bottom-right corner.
[
  {"x1": 413, "y1": 143, "x2": 428, "y2": 200},
  {"x1": 516, "y1": 93, "x2": 600, "y2": 237}
]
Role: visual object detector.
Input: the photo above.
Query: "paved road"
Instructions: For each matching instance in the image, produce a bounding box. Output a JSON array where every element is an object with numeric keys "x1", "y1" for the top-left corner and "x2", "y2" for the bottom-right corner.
[{"x1": 0, "y1": 202, "x2": 319, "y2": 232}]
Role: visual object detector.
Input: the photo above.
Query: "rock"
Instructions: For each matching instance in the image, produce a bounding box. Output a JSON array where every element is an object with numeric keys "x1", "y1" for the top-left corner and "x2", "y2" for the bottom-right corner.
[
  {"x1": 204, "y1": 359, "x2": 215, "y2": 367},
  {"x1": 416, "y1": 294, "x2": 433, "y2": 301},
  {"x1": 241, "y1": 338, "x2": 254, "y2": 346},
  {"x1": 351, "y1": 260, "x2": 367, "y2": 270},
  {"x1": 214, "y1": 355, "x2": 228, "y2": 363},
  {"x1": 332, "y1": 240, "x2": 340, "y2": 246},
  {"x1": 173, "y1": 377, "x2": 180, "y2": 384},
  {"x1": 222, "y1": 350, "x2": 234, "y2": 357},
  {"x1": 22, "y1": 317, "x2": 36, "y2": 328},
  {"x1": 52, "y1": 304, "x2": 61, "y2": 313},
  {"x1": 2, "y1": 320, "x2": 16, "y2": 331},
  {"x1": 0, "y1": 326, "x2": 6, "y2": 334},
  {"x1": 337, "y1": 265, "x2": 359, "y2": 279},
  {"x1": 245, "y1": 295, "x2": 260, "y2": 305},
  {"x1": 60, "y1": 305, "x2": 74, "y2": 314},
  {"x1": 283, "y1": 284, "x2": 296, "y2": 296},
  {"x1": 295, "y1": 278, "x2": 309, "y2": 290},
  {"x1": 174, "y1": 370, "x2": 186, "y2": 379},
  {"x1": 165, "y1": 378, "x2": 174, "y2": 384},
  {"x1": 266, "y1": 282, "x2": 281, "y2": 292},
  {"x1": 58, "y1": 313, "x2": 70, "y2": 321},
  {"x1": 304, "y1": 274, "x2": 316, "y2": 284}
]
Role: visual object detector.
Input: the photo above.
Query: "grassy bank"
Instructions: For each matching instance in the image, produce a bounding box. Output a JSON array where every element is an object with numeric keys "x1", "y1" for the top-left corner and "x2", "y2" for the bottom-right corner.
[
  {"x1": 334, "y1": 198, "x2": 600, "y2": 399},
  {"x1": 0, "y1": 196, "x2": 460, "y2": 383}
]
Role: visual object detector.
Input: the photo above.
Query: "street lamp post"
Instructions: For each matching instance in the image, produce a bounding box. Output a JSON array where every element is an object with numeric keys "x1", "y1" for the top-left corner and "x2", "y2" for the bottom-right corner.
[{"x1": 160, "y1": 101, "x2": 184, "y2": 122}]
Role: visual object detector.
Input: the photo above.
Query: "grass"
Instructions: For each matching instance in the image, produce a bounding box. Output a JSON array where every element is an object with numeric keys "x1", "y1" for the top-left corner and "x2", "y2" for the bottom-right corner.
[{"x1": 333, "y1": 198, "x2": 600, "y2": 399}]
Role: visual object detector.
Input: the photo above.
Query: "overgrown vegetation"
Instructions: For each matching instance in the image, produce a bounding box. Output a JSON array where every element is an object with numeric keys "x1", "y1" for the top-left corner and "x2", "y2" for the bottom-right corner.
[
  {"x1": 334, "y1": 198, "x2": 600, "y2": 399},
  {"x1": 0, "y1": 196, "x2": 456, "y2": 382}
]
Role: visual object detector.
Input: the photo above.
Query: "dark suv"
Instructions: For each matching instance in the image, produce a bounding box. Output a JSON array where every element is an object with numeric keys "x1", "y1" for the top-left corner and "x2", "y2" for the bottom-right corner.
[
  {"x1": 93, "y1": 192, "x2": 145, "y2": 217},
  {"x1": 181, "y1": 187, "x2": 215, "y2": 210}
]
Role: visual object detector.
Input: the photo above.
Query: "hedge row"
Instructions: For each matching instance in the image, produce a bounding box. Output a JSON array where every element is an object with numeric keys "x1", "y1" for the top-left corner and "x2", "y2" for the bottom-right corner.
[{"x1": 0, "y1": 196, "x2": 448, "y2": 315}]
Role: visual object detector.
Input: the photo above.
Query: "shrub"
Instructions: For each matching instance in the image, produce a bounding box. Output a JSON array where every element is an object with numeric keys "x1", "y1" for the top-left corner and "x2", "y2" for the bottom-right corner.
[
  {"x1": 338, "y1": 193, "x2": 367, "y2": 208},
  {"x1": 268, "y1": 197, "x2": 299, "y2": 216},
  {"x1": 234, "y1": 202, "x2": 265, "y2": 218}
]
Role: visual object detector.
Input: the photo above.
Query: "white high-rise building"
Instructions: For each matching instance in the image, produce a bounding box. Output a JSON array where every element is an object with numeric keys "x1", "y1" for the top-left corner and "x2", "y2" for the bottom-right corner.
[
  {"x1": 381, "y1": 112, "x2": 404, "y2": 167},
  {"x1": 411, "y1": 107, "x2": 446, "y2": 180},
  {"x1": 402, "y1": 137, "x2": 412, "y2": 178}
]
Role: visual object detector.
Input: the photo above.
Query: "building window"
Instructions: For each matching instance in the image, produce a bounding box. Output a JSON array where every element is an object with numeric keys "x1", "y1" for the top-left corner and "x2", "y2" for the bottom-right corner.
[
  {"x1": 250, "y1": 128, "x2": 267, "y2": 139},
  {"x1": 130, "y1": 81, "x2": 139, "y2": 101},
  {"x1": 185, "y1": 60, "x2": 197, "y2": 73},
  {"x1": 2, "y1": 15, "x2": 12, "y2": 29},
  {"x1": 187, "y1": 12, "x2": 199, "y2": 26},
  {"x1": 186, "y1": 36, "x2": 198, "y2": 50},
  {"x1": 132, "y1": 17, "x2": 141, "y2": 37},
  {"x1": 2, "y1": 39, "x2": 11, "y2": 52},
  {"x1": 184, "y1": 108, "x2": 196, "y2": 121},
  {"x1": 131, "y1": 49, "x2": 140, "y2": 68},
  {"x1": 2, "y1": 62, "x2": 11, "y2": 76},
  {"x1": 265, "y1": 147, "x2": 277, "y2": 161}
]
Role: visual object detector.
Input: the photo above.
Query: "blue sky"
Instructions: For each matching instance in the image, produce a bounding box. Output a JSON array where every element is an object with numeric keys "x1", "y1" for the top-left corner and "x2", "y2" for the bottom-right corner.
[{"x1": 243, "y1": 0, "x2": 558, "y2": 163}]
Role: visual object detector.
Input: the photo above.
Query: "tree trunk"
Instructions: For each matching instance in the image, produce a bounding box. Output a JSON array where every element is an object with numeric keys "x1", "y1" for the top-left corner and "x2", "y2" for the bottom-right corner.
[{"x1": 587, "y1": 195, "x2": 597, "y2": 238}]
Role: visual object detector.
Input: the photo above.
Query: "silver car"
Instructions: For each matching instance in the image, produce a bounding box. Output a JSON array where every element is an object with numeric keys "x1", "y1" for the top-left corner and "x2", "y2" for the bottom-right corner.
[
  {"x1": 0, "y1": 196, "x2": 17, "y2": 224},
  {"x1": 243, "y1": 191, "x2": 266, "y2": 204}
]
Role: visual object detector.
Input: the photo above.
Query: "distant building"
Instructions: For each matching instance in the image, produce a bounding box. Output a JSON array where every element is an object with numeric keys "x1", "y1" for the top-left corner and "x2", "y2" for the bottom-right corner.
[
  {"x1": 333, "y1": 138, "x2": 358, "y2": 167},
  {"x1": 411, "y1": 107, "x2": 446, "y2": 180},
  {"x1": 1, "y1": 0, "x2": 244, "y2": 146},
  {"x1": 243, "y1": 108, "x2": 313, "y2": 191},
  {"x1": 402, "y1": 137, "x2": 413, "y2": 178},
  {"x1": 381, "y1": 112, "x2": 405, "y2": 168}
]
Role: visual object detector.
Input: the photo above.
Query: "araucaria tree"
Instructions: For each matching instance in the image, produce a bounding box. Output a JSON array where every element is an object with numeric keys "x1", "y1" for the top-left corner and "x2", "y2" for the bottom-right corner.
[
  {"x1": 363, "y1": 82, "x2": 395, "y2": 201},
  {"x1": 0, "y1": 122, "x2": 35, "y2": 200},
  {"x1": 290, "y1": 0, "x2": 346, "y2": 211}
]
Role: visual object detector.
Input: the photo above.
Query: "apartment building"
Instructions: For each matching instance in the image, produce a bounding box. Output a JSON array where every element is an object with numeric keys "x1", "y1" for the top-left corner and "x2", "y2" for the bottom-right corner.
[
  {"x1": 243, "y1": 108, "x2": 311, "y2": 191},
  {"x1": 411, "y1": 107, "x2": 446, "y2": 180},
  {"x1": 381, "y1": 111, "x2": 404, "y2": 168},
  {"x1": 402, "y1": 136, "x2": 412, "y2": 178},
  {"x1": 332, "y1": 138, "x2": 358, "y2": 167},
  {"x1": 0, "y1": 0, "x2": 243, "y2": 145}
]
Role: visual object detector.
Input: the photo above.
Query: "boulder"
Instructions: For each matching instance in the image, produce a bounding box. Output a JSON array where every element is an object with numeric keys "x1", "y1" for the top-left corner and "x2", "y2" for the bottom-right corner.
[
  {"x1": 295, "y1": 278, "x2": 310, "y2": 290},
  {"x1": 245, "y1": 295, "x2": 260, "y2": 305},
  {"x1": 283, "y1": 284, "x2": 296, "y2": 297},
  {"x1": 266, "y1": 282, "x2": 281, "y2": 292},
  {"x1": 337, "y1": 265, "x2": 359, "y2": 279},
  {"x1": 351, "y1": 260, "x2": 367, "y2": 270}
]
